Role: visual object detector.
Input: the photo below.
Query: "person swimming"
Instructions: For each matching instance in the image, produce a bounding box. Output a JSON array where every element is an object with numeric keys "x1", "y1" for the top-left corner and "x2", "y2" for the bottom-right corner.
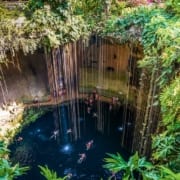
[
  {"x1": 50, "y1": 130, "x2": 59, "y2": 140},
  {"x1": 93, "y1": 112, "x2": 98, "y2": 118},
  {"x1": 87, "y1": 107, "x2": 91, "y2": 114},
  {"x1": 66, "y1": 173, "x2": 72, "y2": 179},
  {"x1": 77, "y1": 153, "x2": 86, "y2": 164},
  {"x1": 86, "y1": 140, "x2": 94, "y2": 150},
  {"x1": 15, "y1": 136, "x2": 23, "y2": 145},
  {"x1": 16, "y1": 136, "x2": 23, "y2": 142},
  {"x1": 66, "y1": 128, "x2": 72, "y2": 134}
]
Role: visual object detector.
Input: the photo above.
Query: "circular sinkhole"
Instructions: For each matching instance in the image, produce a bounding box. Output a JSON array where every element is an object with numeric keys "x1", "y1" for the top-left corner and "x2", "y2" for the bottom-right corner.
[{"x1": 9, "y1": 99, "x2": 135, "y2": 179}]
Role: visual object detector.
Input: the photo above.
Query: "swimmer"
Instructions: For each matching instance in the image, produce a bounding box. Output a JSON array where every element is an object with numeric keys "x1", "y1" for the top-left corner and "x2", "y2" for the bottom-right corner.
[
  {"x1": 109, "y1": 172, "x2": 116, "y2": 179},
  {"x1": 86, "y1": 140, "x2": 94, "y2": 150},
  {"x1": 87, "y1": 107, "x2": 91, "y2": 114},
  {"x1": 127, "y1": 122, "x2": 132, "y2": 126},
  {"x1": 50, "y1": 130, "x2": 59, "y2": 140},
  {"x1": 77, "y1": 153, "x2": 86, "y2": 164},
  {"x1": 95, "y1": 93, "x2": 99, "y2": 101},
  {"x1": 118, "y1": 126, "x2": 123, "y2": 132},
  {"x1": 109, "y1": 104, "x2": 113, "y2": 111},
  {"x1": 93, "y1": 113, "x2": 98, "y2": 117},
  {"x1": 67, "y1": 128, "x2": 72, "y2": 134},
  {"x1": 33, "y1": 96, "x2": 39, "y2": 104},
  {"x1": 66, "y1": 173, "x2": 72, "y2": 179},
  {"x1": 89, "y1": 98, "x2": 94, "y2": 105},
  {"x1": 16, "y1": 136, "x2": 23, "y2": 142},
  {"x1": 84, "y1": 97, "x2": 89, "y2": 105}
]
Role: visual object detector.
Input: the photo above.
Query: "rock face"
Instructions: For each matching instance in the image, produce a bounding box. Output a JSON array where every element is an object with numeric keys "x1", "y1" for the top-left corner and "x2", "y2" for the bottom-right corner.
[{"x1": 0, "y1": 50, "x2": 49, "y2": 105}]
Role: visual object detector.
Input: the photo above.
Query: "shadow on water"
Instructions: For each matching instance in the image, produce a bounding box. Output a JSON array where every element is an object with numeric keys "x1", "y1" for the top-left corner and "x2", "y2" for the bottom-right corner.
[{"x1": 9, "y1": 100, "x2": 133, "y2": 180}]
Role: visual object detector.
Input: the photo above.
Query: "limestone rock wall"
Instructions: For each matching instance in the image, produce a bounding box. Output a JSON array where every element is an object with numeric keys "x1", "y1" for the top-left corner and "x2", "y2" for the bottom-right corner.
[{"x1": 0, "y1": 50, "x2": 49, "y2": 105}]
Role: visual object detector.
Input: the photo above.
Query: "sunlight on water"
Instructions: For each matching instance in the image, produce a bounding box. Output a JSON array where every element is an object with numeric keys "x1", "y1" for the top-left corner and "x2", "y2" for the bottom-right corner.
[{"x1": 60, "y1": 144, "x2": 73, "y2": 155}]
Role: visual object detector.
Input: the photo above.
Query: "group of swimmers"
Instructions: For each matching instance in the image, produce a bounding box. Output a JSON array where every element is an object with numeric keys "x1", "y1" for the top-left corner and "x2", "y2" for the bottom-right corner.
[
  {"x1": 85, "y1": 89, "x2": 121, "y2": 114},
  {"x1": 50, "y1": 128, "x2": 73, "y2": 140},
  {"x1": 77, "y1": 140, "x2": 94, "y2": 164},
  {"x1": 50, "y1": 129, "x2": 93, "y2": 164},
  {"x1": 84, "y1": 90, "x2": 99, "y2": 116}
]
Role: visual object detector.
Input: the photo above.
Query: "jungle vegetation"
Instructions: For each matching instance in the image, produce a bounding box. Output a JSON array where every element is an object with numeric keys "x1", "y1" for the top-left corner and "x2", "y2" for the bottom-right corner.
[{"x1": 0, "y1": 0, "x2": 179, "y2": 179}]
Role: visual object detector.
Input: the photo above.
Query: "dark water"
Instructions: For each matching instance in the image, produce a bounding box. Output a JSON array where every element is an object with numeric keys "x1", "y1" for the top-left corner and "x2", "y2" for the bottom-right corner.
[{"x1": 10, "y1": 100, "x2": 132, "y2": 180}]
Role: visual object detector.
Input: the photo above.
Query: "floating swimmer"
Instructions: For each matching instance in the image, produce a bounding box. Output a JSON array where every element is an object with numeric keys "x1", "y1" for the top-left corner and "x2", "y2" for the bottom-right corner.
[
  {"x1": 127, "y1": 122, "x2": 132, "y2": 126},
  {"x1": 66, "y1": 128, "x2": 72, "y2": 134},
  {"x1": 16, "y1": 136, "x2": 23, "y2": 142},
  {"x1": 50, "y1": 130, "x2": 59, "y2": 140},
  {"x1": 66, "y1": 173, "x2": 72, "y2": 179},
  {"x1": 118, "y1": 126, "x2": 123, "y2": 132},
  {"x1": 86, "y1": 140, "x2": 94, "y2": 150},
  {"x1": 93, "y1": 113, "x2": 98, "y2": 117},
  {"x1": 77, "y1": 153, "x2": 86, "y2": 164},
  {"x1": 87, "y1": 107, "x2": 91, "y2": 114}
]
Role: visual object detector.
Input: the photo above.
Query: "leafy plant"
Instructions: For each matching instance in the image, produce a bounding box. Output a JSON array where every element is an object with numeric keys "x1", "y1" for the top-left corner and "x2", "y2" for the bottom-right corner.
[
  {"x1": 0, "y1": 141, "x2": 9, "y2": 158},
  {"x1": 152, "y1": 135, "x2": 178, "y2": 162},
  {"x1": 0, "y1": 141, "x2": 29, "y2": 179},
  {"x1": 103, "y1": 152, "x2": 180, "y2": 180},
  {"x1": 39, "y1": 165, "x2": 69, "y2": 180},
  {"x1": 158, "y1": 165, "x2": 180, "y2": 180},
  {"x1": 166, "y1": 0, "x2": 180, "y2": 14},
  {"x1": 103, "y1": 152, "x2": 153, "y2": 179}
]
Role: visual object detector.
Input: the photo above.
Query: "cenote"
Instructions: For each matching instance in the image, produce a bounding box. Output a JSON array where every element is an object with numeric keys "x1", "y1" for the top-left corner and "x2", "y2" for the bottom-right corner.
[
  {"x1": 9, "y1": 99, "x2": 135, "y2": 179},
  {"x1": 0, "y1": 2, "x2": 178, "y2": 180}
]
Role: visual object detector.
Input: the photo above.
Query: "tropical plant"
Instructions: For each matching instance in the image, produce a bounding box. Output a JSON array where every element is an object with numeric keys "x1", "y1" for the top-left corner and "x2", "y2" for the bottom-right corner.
[
  {"x1": 152, "y1": 77, "x2": 180, "y2": 172},
  {"x1": 157, "y1": 165, "x2": 180, "y2": 180},
  {"x1": 39, "y1": 165, "x2": 69, "y2": 180},
  {"x1": 103, "y1": 152, "x2": 180, "y2": 180},
  {"x1": 103, "y1": 152, "x2": 153, "y2": 179},
  {"x1": 0, "y1": 141, "x2": 9, "y2": 158},
  {"x1": 0, "y1": 141, "x2": 29, "y2": 179},
  {"x1": 166, "y1": 0, "x2": 180, "y2": 14}
]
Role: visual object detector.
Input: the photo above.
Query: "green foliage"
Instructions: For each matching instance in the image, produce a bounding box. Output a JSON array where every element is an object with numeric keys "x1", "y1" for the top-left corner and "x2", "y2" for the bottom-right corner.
[
  {"x1": 152, "y1": 78, "x2": 180, "y2": 172},
  {"x1": 26, "y1": 5, "x2": 87, "y2": 48},
  {"x1": 102, "y1": 6, "x2": 168, "y2": 43},
  {"x1": 39, "y1": 165, "x2": 68, "y2": 180},
  {"x1": 0, "y1": 141, "x2": 9, "y2": 158},
  {"x1": 103, "y1": 152, "x2": 180, "y2": 180},
  {"x1": 27, "y1": 0, "x2": 69, "y2": 12},
  {"x1": 22, "y1": 108, "x2": 49, "y2": 127},
  {"x1": 102, "y1": 4, "x2": 179, "y2": 175},
  {"x1": 160, "y1": 78, "x2": 180, "y2": 126},
  {"x1": 0, "y1": 4, "x2": 22, "y2": 19},
  {"x1": 166, "y1": 0, "x2": 180, "y2": 14},
  {"x1": 0, "y1": 2, "x2": 88, "y2": 63},
  {"x1": 158, "y1": 166, "x2": 180, "y2": 180},
  {"x1": 103, "y1": 152, "x2": 153, "y2": 179},
  {"x1": 109, "y1": 0, "x2": 127, "y2": 16},
  {"x1": 0, "y1": 141, "x2": 29, "y2": 180},
  {"x1": 152, "y1": 135, "x2": 178, "y2": 162}
]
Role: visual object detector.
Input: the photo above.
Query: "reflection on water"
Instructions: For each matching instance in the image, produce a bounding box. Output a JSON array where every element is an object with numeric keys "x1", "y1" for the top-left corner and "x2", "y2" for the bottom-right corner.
[
  {"x1": 60, "y1": 144, "x2": 74, "y2": 155},
  {"x1": 9, "y1": 101, "x2": 133, "y2": 180}
]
